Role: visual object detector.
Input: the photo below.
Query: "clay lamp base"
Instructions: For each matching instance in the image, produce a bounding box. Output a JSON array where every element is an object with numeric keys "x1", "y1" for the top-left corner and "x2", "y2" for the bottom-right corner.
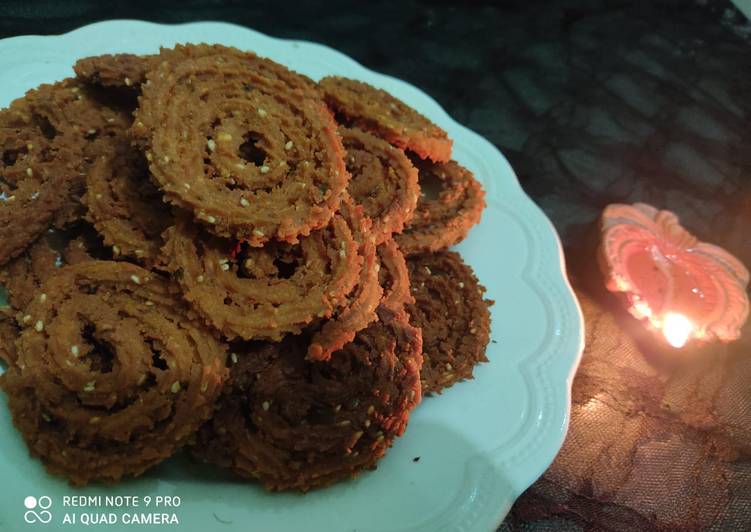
[{"x1": 599, "y1": 203, "x2": 749, "y2": 348}]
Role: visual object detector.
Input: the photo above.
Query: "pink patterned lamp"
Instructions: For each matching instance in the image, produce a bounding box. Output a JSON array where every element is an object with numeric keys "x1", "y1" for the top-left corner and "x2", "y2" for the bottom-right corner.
[{"x1": 599, "y1": 203, "x2": 749, "y2": 348}]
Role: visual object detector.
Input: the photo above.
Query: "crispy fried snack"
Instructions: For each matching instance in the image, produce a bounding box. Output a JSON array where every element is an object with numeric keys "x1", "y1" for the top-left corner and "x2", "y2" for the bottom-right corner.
[
  {"x1": 192, "y1": 312, "x2": 422, "y2": 491},
  {"x1": 0, "y1": 79, "x2": 130, "y2": 265},
  {"x1": 395, "y1": 159, "x2": 485, "y2": 255},
  {"x1": 75, "y1": 46, "x2": 320, "y2": 99},
  {"x1": 306, "y1": 200, "x2": 382, "y2": 361},
  {"x1": 377, "y1": 238, "x2": 413, "y2": 318},
  {"x1": 406, "y1": 251, "x2": 492, "y2": 394},
  {"x1": 83, "y1": 136, "x2": 171, "y2": 266},
  {"x1": 321, "y1": 76, "x2": 452, "y2": 162},
  {"x1": 132, "y1": 44, "x2": 345, "y2": 244},
  {"x1": 341, "y1": 127, "x2": 419, "y2": 245},
  {"x1": 74, "y1": 53, "x2": 156, "y2": 88},
  {"x1": 0, "y1": 308, "x2": 19, "y2": 366},
  {"x1": 0, "y1": 225, "x2": 104, "y2": 312},
  {"x1": 162, "y1": 199, "x2": 364, "y2": 341},
  {"x1": 0, "y1": 261, "x2": 228, "y2": 485}
]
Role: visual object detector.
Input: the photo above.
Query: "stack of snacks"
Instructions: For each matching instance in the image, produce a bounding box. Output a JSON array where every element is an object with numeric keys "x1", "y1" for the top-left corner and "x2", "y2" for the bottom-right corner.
[{"x1": 0, "y1": 44, "x2": 492, "y2": 490}]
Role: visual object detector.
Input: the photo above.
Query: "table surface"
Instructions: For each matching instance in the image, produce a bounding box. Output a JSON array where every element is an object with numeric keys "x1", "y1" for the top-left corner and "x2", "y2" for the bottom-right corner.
[{"x1": 2, "y1": 0, "x2": 750, "y2": 530}]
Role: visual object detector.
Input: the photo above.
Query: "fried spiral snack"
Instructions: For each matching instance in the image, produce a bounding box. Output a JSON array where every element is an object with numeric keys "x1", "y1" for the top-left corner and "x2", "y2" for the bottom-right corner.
[
  {"x1": 0, "y1": 261, "x2": 228, "y2": 485},
  {"x1": 307, "y1": 236, "x2": 414, "y2": 361},
  {"x1": 320, "y1": 76, "x2": 452, "y2": 163},
  {"x1": 192, "y1": 312, "x2": 423, "y2": 491},
  {"x1": 83, "y1": 136, "x2": 171, "y2": 265},
  {"x1": 133, "y1": 44, "x2": 346, "y2": 244},
  {"x1": 75, "y1": 46, "x2": 320, "y2": 99},
  {"x1": 395, "y1": 159, "x2": 485, "y2": 255},
  {"x1": 74, "y1": 53, "x2": 157, "y2": 89},
  {"x1": 0, "y1": 309, "x2": 19, "y2": 366},
  {"x1": 377, "y1": 238, "x2": 414, "y2": 317},
  {"x1": 0, "y1": 224, "x2": 103, "y2": 312},
  {"x1": 406, "y1": 251, "x2": 492, "y2": 394},
  {"x1": 0, "y1": 235, "x2": 61, "y2": 311},
  {"x1": 162, "y1": 200, "x2": 364, "y2": 341},
  {"x1": 0, "y1": 79, "x2": 130, "y2": 265},
  {"x1": 341, "y1": 127, "x2": 419, "y2": 245}
]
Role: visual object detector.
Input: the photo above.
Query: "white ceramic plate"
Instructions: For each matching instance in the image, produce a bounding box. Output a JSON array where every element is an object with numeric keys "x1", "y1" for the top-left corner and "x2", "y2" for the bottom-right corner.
[{"x1": 0, "y1": 20, "x2": 584, "y2": 532}]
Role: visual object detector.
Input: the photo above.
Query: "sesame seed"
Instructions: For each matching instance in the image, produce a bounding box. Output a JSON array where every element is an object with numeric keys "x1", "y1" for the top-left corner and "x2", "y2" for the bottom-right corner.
[
  {"x1": 70, "y1": 345, "x2": 79, "y2": 357},
  {"x1": 83, "y1": 381, "x2": 96, "y2": 392},
  {"x1": 262, "y1": 401, "x2": 270, "y2": 411},
  {"x1": 259, "y1": 165, "x2": 270, "y2": 174},
  {"x1": 364, "y1": 419, "x2": 371, "y2": 428},
  {"x1": 231, "y1": 352, "x2": 238, "y2": 364},
  {"x1": 95, "y1": 193, "x2": 102, "y2": 200},
  {"x1": 425, "y1": 266, "x2": 432, "y2": 275},
  {"x1": 145, "y1": 301, "x2": 155, "y2": 306},
  {"x1": 367, "y1": 405, "x2": 375, "y2": 415},
  {"x1": 171, "y1": 381, "x2": 181, "y2": 393},
  {"x1": 339, "y1": 248, "x2": 346, "y2": 258},
  {"x1": 39, "y1": 293, "x2": 47, "y2": 303},
  {"x1": 6, "y1": 195, "x2": 15, "y2": 202},
  {"x1": 163, "y1": 155, "x2": 170, "y2": 164},
  {"x1": 446, "y1": 363, "x2": 453, "y2": 371},
  {"x1": 124, "y1": 77, "x2": 132, "y2": 86},
  {"x1": 217, "y1": 132, "x2": 232, "y2": 142},
  {"x1": 257, "y1": 108, "x2": 267, "y2": 117},
  {"x1": 130, "y1": 275, "x2": 141, "y2": 285},
  {"x1": 134, "y1": 249, "x2": 145, "y2": 257},
  {"x1": 458, "y1": 282, "x2": 464, "y2": 288},
  {"x1": 26, "y1": 168, "x2": 33, "y2": 177},
  {"x1": 183, "y1": 183, "x2": 191, "y2": 189},
  {"x1": 34, "y1": 320, "x2": 44, "y2": 332},
  {"x1": 338, "y1": 420, "x2": 351, "y2": 426},
  {"x1": 200, "y1": 382, "x2": 208, "y2": 392},
  {"x1": 89, "y1": 417, "x2": 101, "y2": 424},
  {"x1": 252, "y1": 229, "x2": 265, "y2": 237},
  {"x1": 240, "y1": 198, "x2": 250, "y2": 207},
  {"x1": 284, "y1": 140, "x2": 294, "y2": 150},
  {"x1": 22, "y1": 315, "x2": 31, "y2": 324},
  {"x1": 220, "y1": 263, "x2": 230, "y2": 271},
  {"x1": 87, "y1": 129, "x2": 96, "y2": 135},
  {"x1": 112, "y1": 245, "x2": 120, "y2": 256},
  {"x1": 207, "y1": 139, "x2": 216, "y2": 152},
  {"x1": 334, "y1": 404, "x2": 342, "y2": 412},
  {"x1": 196, "y1": 275, "x2": 205, "y2": 283},
  {"x1": 106, "y1": 118, "x2": 115, "y2": 123},
  {"x1": 207, "y1": 215, "x2": 216, "y2": 224},
  {"x1": 145, "y1": 152, "x2": 153, "y2": 161}
]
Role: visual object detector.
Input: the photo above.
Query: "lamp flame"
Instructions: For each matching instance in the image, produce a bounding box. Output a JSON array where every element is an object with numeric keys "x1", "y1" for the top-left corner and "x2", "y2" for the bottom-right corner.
[{"x1": 662, "y1": 312, "x2": 693, "y2": 348}]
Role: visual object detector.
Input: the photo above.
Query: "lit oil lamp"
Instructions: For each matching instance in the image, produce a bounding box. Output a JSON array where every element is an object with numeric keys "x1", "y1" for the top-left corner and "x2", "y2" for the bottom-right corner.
[{"x1": 599, "y1": 203, "x2": 749, "y2": 348}]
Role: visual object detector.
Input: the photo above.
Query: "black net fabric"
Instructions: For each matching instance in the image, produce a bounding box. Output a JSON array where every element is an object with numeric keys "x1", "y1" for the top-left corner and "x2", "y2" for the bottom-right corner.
[
  {"x1": 504, "y1": 288, "x2": 751, "y2": 531},
  {"x1": 501, "y1": 1, "x2": 751, "y2": 529}
]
